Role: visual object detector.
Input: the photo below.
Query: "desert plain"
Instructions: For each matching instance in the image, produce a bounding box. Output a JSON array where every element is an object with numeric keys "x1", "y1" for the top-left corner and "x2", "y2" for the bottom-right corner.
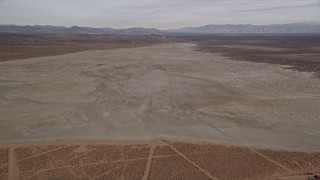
[{"x1": 0, "y1": 34, "x2": 320, "y2": 179}]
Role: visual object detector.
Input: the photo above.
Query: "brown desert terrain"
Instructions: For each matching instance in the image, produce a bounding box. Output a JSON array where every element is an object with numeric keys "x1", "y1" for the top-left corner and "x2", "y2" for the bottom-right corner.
[
  {"x1": 183, "y1": 34, "x2": 320, "y2": 76},
  {"x1": 0, "y1": 33, "x2": 180, "y2": 62},
  {"x1": 0, "y1": 34, "x2": 320, "y2": 179},
  {"x1": 0, "y1": 139, "x2": 320, "y2": 180}
]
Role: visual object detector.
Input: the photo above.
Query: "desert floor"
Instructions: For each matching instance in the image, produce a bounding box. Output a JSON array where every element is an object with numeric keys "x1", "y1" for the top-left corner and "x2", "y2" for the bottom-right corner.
[
  {"x1": 0, "y1": 139, "x2": 320, "y2": 179},
  {"x1": 1, "y1": 43, "x2": 320, "y2": 150},
  {"x1": 1, "y1": 43, "x2": 320, "y2": 179}
]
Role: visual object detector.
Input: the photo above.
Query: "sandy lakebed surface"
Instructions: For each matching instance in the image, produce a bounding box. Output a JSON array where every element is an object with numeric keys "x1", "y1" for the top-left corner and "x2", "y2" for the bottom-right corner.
[{"x1": 0, "y1": 43, "x2": 320, "y2": 151}]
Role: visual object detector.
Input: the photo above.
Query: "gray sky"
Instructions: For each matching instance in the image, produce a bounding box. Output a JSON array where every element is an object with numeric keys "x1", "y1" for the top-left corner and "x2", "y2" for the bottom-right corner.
[{"x1": 0, "y1": 0, "x2": 319, "y2": 29}]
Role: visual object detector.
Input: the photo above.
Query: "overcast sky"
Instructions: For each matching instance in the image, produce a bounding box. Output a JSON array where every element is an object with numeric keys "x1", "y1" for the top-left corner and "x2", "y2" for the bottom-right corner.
[{"x1": 0, "y1": 0, "x2": 319, "y2": 29}]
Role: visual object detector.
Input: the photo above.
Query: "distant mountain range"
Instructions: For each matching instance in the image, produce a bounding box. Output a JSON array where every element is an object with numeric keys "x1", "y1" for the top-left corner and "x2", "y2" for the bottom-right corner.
[
  {"x1": 1, "y1": 22, "x2": 320, "y2": 34},
  {"x1": 170, "y1": 22, "x2": 320, "y2": 34},
  {"x1": 0, "y1": 25, "x2": 163, "y2": 35}
]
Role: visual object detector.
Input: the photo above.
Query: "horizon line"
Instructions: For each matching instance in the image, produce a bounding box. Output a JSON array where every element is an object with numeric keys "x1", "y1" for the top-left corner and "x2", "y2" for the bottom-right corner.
[{"x1": 1, "y1": 22, "x2": 320, "y2": 30}]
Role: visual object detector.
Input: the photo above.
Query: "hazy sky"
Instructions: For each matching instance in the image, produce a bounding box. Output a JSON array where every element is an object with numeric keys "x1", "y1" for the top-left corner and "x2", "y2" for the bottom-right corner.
[{"x1": 0, "y1": 0, "x2": 319, "y2": 29}]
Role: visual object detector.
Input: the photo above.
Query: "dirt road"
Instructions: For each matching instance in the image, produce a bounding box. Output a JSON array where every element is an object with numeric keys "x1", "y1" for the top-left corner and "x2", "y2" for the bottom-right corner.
[
  {"x1": 1, "y1": 139, "x2": 320, "y2": 180},
  {"x1": 0, "y1": 43, "x2": 319, "y2": 151}
]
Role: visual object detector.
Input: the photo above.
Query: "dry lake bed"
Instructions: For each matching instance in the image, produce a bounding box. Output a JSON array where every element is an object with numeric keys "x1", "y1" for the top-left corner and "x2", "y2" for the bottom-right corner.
[{"x1": 1, "y1": 43, "x2": 320, "y2": 151}]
